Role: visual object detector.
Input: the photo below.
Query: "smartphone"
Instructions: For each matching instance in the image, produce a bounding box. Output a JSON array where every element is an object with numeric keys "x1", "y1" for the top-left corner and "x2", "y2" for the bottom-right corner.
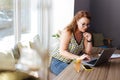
[{"x1": 82, "y1": 65, "x2": 93, "y2": 71}]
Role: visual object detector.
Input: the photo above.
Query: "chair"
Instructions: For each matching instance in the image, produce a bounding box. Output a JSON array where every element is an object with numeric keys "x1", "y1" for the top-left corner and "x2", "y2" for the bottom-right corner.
[{"x1": 92, "y1": 33, "x2": 112, "y2": 48}]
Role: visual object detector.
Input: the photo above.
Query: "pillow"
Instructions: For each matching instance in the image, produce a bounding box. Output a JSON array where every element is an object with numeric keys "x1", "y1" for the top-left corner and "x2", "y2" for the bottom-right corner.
[
  {"x1": 15, "y1": 48, "x2": 42, "y2": 72},
  {"x1": 29, "y1": 34, "x2": 49, "y2": 79},
  {"x1": 29, "y1": 34, "x2": 43, "y2": 51},
  {"x1": 29, "y1": 34, "x2": 49, "y2": 66},
  {"x1": 0, "y1": 49, "x2": 16, "y2": 70},
  {"x1": 13, "y1": 40, "x2": 30, "y2": 58},
  {"x1": 92, "y1": 33, "x2": 104, "y2": 47}
]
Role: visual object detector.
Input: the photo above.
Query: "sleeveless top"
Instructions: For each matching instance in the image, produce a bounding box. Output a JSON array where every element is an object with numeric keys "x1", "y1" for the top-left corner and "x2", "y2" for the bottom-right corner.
[{"x1": 52, "y1": 33, "x2": 84, "y2": 63}]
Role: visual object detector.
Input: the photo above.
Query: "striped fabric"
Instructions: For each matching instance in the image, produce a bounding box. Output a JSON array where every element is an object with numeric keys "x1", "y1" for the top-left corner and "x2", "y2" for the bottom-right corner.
[{"x1": 52, "y1": 33, "x2": 84, "y2": 63}]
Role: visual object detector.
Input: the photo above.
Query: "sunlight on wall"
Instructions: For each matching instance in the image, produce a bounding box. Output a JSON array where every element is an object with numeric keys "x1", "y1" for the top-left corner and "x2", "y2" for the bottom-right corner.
[
  {"x1": 52, "y1": 0, "x2": 74, "y2": 33},
  {"x1": 49, "y1": 0, "x2": 74, "y2": 51}
]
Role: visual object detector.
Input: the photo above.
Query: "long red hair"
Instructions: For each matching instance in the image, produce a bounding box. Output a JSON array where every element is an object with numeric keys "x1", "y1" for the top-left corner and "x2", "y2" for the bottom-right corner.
[{"x1": 65, "y1": 10, "x2": 91, "y2": 32}]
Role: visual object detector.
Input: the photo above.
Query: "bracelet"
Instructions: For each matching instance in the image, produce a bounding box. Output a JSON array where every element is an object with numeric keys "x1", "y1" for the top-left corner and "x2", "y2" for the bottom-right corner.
[{"x1": 87, "y1": 40, "x2": 92, "y2": 42}]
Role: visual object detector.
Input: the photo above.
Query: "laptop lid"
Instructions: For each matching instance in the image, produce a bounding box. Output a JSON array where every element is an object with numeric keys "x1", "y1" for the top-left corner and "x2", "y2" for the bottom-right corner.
[{"x1": 82, "y1": 48, "x2": 115, "y2": 67}]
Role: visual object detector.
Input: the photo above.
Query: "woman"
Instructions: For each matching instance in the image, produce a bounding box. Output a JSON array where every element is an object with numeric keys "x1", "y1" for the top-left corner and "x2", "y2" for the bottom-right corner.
[{"x1": 50, "y1": 10, "x2": 93, "y2": 75}]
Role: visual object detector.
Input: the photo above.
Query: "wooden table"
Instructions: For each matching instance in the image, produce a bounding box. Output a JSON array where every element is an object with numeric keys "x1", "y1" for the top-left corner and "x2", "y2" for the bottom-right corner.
[{"x1": 54, "y1": 52, "x2": 120, "y2": 80}]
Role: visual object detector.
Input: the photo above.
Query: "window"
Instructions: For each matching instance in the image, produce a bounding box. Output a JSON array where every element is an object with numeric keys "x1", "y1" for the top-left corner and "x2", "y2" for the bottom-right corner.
[
  {"x1": 0, "y1": 0, "x2": 74, "y2": 50},
  {"x1": 0, "y1": 0, "x2": 14, "y2": 50},
  {"x1": 0, "y1": 0, "x2": 49, "y2": 49}
]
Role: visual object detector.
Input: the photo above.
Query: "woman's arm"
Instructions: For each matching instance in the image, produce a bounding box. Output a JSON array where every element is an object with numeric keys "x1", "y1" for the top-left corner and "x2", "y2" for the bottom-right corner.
[
  {"x1": 59, "y1": 29, "x2": 80, "y2": 59},
  {"x1": 83, "y1": 32, "x2": 93, "y2": 54},
  {"x1": 59, "y1": 29, "x2": 91, "y2": 60}
]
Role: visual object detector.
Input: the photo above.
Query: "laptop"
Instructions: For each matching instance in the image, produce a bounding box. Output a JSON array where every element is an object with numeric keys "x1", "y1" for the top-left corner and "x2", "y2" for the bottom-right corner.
[{"x1": 82, "y1": 48, "x2": 115, "y2": 67}]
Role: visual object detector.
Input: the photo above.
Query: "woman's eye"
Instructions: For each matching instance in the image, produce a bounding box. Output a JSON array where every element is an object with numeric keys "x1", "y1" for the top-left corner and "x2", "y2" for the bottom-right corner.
[
  {"x1": 82, "y1": 23, "x2": 90, "y2": 27},
  {"x1": 82, "y1": 23, "x2": 85, "y2": 26}
]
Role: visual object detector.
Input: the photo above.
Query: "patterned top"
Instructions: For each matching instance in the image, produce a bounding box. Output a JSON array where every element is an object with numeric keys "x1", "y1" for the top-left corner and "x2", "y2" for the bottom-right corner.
[{"x1": 52, "y1": 33, "x2": 84, "y2": 63}]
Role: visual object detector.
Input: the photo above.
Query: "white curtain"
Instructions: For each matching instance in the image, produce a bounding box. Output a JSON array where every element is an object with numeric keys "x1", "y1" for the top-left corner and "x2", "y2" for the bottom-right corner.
[{"x1": 38, "y1": 0, "x2": 52, "y2": 49}]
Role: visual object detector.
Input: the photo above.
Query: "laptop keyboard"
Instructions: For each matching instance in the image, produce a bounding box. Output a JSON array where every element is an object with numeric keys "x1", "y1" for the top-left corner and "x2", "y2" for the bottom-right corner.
[{"x1": 87, "y1": 59, "x2": 97, "y2": 64}]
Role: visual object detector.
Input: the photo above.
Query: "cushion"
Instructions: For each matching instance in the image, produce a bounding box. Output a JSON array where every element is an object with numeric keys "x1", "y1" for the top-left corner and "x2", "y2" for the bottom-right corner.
[
  {"x1": 29, "y1": 34, "x2": 49, "y2": 65},
  {"x1": 15, "y1": 35, "x2": 43, "y2": 71},
  {"x1": 29, "y1": 34, "x2": 43, "y2": 51},
  {"x1": 15, "y1": 48, "x2": 41, "y2": 72},
  {"x1": 13, "y1": 40, "x2": 30, "y2": 57},
  {"x1": 0, "y1": 49, "x2": 16, "y2": 70},
  {"x1": 92, "y1": 33, "x2": 104, "y2": 47}
]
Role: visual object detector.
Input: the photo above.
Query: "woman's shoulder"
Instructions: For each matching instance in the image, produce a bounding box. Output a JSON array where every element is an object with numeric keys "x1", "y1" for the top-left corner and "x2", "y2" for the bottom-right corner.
[
  {"x1": 60, "y1": 29, "x2": 72, "y2": 40},
  {"x1": 62, "y1": 28, "x2": 72, "y2": 36}
]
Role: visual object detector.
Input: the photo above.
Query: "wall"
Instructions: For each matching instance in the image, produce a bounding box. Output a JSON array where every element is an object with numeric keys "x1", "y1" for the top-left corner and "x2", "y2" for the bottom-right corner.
[
  {"x1": 75, "y1": 0, "x2": 120, "y2": 48},
  {"x1": 49, "y1": 0, "x2": 74, "y2": 51},
  {"x1": 90, "y1": 0, "x2": 120, "y2": 48},
  {"x1": 74, "y1": 0, "x2": 90, "y2": 14}
]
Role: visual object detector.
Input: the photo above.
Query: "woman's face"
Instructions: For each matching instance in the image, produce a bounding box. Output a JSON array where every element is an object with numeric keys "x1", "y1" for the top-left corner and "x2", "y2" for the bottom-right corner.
[{"x1": 77, "y1": 17, "x2": 90, "y2": 32}]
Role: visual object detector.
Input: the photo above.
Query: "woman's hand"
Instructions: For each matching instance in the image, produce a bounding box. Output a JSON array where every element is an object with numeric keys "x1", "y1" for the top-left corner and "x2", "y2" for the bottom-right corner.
[
  {"x1": 83, "y1": 32, "x2": 92, "y2": 41},
  {"x1": 83, "y1": 32, "x2": 93, "y2": 54},
  {"x1": 78, "y1": 54, "x2": 91, "y2": 61}
]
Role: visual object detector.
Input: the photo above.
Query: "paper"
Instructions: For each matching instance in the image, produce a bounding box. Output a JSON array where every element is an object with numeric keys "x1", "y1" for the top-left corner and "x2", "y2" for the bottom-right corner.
[{"x1": 111, "y1": 54, "x2": 120, "y2": 59}]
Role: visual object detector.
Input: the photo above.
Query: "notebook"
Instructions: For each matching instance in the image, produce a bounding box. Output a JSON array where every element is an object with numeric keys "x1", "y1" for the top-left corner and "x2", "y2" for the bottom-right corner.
[{"x1": 82, "y1": 48, "x2": 115, "y2": 67}]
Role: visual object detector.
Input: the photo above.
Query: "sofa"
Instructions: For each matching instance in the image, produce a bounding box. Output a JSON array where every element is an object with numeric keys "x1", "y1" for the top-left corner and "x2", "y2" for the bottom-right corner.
[{"x1": 0, "y1": 34, "x2": 49, "y2": 80}]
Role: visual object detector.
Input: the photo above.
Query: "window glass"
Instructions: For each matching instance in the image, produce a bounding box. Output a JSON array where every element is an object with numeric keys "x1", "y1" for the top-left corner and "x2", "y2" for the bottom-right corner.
[
  {"x1": 20, "y1": 0, "x2": 38, "y2": 41},
  {"x1": 0, "y1": 0, "x2": 39, "y2": 49},
  {"x1": 0, "y1": 0, "x2": 14, "y2": 49}
]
